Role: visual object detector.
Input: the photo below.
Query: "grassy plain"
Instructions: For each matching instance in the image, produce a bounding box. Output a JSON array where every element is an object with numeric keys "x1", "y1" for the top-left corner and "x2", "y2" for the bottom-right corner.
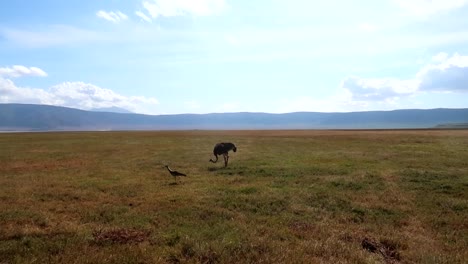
[{"x1": 0, "y1": 130, "x2": 467, "y2": 263}]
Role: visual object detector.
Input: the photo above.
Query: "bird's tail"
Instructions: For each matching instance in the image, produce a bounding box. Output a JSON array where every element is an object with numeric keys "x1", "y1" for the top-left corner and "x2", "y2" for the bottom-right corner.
[{"x1": 209, "y1": 154, "x2": 218, "y2": 163}]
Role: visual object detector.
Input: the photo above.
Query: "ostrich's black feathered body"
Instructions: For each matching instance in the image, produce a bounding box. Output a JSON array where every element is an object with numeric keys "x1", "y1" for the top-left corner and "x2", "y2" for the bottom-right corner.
[{"x1": 209, "y1": 142, "x2": 237, "y2": 167}]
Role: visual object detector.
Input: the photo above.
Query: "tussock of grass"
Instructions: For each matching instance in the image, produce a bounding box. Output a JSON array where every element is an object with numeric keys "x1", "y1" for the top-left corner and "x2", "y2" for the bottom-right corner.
[
  {"x1": 0, "y1": 130, "x2": 467, "y2": 263},
  {"x1": 92, "y1": 228, "x2": 150, "y2": 245}
]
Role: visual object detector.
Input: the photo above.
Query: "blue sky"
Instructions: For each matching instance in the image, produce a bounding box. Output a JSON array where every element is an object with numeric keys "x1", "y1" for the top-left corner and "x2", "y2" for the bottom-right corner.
[{"x1": 1, "y1": 0, "x2": 468, "y2": 114}]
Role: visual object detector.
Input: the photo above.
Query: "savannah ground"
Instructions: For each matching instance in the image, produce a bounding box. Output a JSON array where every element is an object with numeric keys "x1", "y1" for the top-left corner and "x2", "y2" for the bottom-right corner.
[{"x1": 0, "y1": 130, "x2": 467, "y2": 263}]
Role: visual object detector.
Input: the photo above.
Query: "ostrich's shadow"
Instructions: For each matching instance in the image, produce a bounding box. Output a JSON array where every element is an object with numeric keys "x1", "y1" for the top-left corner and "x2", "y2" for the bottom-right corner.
[
  {"x1": 207, "y1": 166, "x2": 244, "y2": 176},
  {"x1": 207, "y1": 166, "x2": 232, "y2": 172},
  {"x1": 208, "y1": 167, "x2": 223, "y2": 172},
  {"x1": 167, "y1": 181, "x2": 184, "y2": 186}
]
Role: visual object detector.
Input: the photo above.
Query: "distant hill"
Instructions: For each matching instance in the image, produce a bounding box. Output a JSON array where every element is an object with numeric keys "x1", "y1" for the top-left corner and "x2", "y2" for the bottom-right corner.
[
  {"x1": 90, "y1": 106, "x2": 133, "y2": 114},
  {"x1": 434, "y1": 123, "x2": 468, "y2": 129},
  {"x1": 1, "y1": 103, "x2": 468, "y2": 131}
]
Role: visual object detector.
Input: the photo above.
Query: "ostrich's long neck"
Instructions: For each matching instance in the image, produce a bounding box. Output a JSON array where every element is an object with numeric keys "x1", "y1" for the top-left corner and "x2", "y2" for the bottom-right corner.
[{"x1": 210, "y1": 154, "x2": 218, "y2": 163}]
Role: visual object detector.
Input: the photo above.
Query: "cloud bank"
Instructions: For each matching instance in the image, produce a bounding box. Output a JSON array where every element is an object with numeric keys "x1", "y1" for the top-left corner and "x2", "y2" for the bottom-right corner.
[
  {"x1": 0, "y1": 66, "x2": 159, "y2": 114},
  {"x1": 418, "y1": 53, "x2": 468, "y2": 92},
  {"x1": 342, "y1": 53, "x2": 468, "y2": 102},
  {"x1": 48, "y1": 82, "x2": 159, "y2": 111}
]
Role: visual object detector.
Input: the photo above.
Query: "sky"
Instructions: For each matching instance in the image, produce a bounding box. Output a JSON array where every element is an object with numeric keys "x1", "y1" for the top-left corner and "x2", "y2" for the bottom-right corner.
[{"x1": 1, "y1": 0, "x2": 468, "y2": 115}]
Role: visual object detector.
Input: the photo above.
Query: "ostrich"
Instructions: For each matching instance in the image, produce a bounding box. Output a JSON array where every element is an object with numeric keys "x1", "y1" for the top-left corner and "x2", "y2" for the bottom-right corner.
[
  {"x1": 209, "y1": 142, "x2": 237, "y2": 167},
  {"x1": 164, "y1": 165, "x2": 187, "y2": 183}
]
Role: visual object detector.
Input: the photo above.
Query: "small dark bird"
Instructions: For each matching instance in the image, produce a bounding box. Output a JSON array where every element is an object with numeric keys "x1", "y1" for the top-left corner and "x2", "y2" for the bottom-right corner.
[{"x1": 164, "y1": 165, "x2": 187, "y2": 183}]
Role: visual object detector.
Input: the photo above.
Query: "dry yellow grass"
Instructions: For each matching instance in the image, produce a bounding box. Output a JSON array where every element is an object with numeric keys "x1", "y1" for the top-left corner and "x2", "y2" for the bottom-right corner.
[{"x1": 0, "y1": 130, "x2": 467, "y2": 263}]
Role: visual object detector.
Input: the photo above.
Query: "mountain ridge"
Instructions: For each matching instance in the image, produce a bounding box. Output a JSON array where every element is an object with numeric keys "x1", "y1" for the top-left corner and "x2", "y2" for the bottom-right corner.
[{"x1": 1, "y1": 103, "x2": 468, "y2": 131}]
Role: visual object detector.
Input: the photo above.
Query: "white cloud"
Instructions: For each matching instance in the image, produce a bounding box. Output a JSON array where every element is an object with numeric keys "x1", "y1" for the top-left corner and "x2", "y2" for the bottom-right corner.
[
  {"x1": 0, "y1": 65, "x2": 47, "y2": 78},
  {"x1": 342, "y1": 76, "x2": 419, "y2": 101},
  {"x1": 417, "y1": 53, "x2": 468, "y2": 92},
  {"x1": 135, "y1": 11, "x2": 152, "y2": 22},
  {"x1": 49, "y1": 82, "x2": 159, "y2": 113},
  {"x1": 141, "y1": 0, "x2": 227, "y2": 18},
  {"x1": 0, "y1": 78, "x2": 159, "y2": 114},
  {"x1": 0, "y1": 77, "x2": 58, "y2": 105},
  {"x1": 341, "y1": 53, "x2": 468, "y2": 103},
  {"x1": 432, "y1": 52, "x2": 449, "y2": 62},
  {"x1": 393, "y1": 0, "x2": 468, "y2": 16},
  {"x1": 96, "y1": 10, "x2": 128, "y2": 23}
]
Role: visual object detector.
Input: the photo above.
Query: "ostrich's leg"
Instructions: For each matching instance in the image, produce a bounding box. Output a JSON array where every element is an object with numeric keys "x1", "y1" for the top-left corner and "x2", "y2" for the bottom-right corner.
[{"x1": 223, "y1": 153, "x2": 229, "y2": 167}]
